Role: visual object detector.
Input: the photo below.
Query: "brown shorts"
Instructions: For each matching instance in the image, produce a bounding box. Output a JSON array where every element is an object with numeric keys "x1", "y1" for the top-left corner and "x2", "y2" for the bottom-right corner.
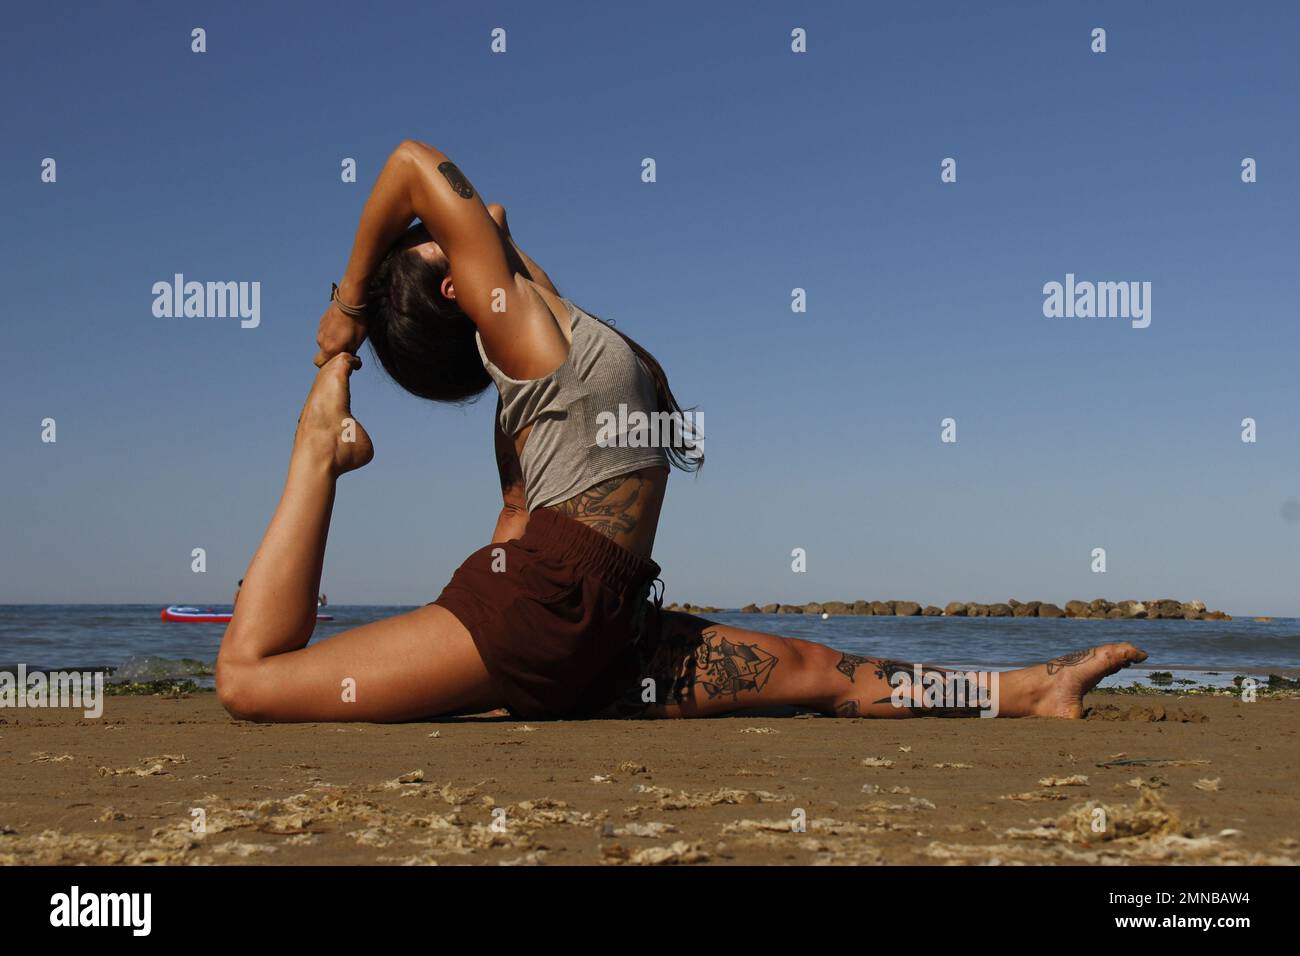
[{"x1": 431, "y1": 507, "x2": 663, "y2": 720}]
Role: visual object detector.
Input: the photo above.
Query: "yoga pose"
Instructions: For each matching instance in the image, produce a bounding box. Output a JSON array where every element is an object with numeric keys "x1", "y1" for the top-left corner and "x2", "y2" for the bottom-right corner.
[{"x1": 215, "y1": 140, "x2": 1146, "y2": 723}]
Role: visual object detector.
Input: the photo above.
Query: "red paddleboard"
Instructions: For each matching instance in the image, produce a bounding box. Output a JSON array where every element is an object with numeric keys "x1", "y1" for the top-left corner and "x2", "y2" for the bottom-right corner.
[{"x1": 161, "y1": 605, "x2": 334, "y2": 623}]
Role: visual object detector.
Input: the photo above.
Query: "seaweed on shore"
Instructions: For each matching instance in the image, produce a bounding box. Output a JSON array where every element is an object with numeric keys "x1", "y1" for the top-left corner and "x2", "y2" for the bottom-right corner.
[
  {"x1": 104, "y1": 679, "x2": 208, "y2": 698},
  {"x1": 1094, "y1": 679, "x2": 1298, "y2": 700}
]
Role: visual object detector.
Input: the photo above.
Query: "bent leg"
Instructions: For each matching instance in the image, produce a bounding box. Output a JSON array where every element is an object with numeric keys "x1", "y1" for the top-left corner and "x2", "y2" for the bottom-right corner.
[
  {"x1": 216, "y1": 355, "x2": 504, "y2": 722},
  {"x1": 635, "y1": 612, "x2": 1146, "y2": 720},
  {"x1": 218, "y1": 604, "x2": 502, "y2": 722}
]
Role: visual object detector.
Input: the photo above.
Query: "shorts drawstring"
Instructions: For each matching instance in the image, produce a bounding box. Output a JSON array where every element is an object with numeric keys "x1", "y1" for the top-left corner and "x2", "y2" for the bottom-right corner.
[{"x1": 631, "y1": 577, "x2": 665, "y2": 648}]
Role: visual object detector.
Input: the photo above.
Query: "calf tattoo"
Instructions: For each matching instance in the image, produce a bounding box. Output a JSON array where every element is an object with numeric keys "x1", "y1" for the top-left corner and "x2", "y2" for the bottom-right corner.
[
  {"x1": 835, "y1": 653, "x2": 872, "y2": 682},
  {"x1": 438, "y1": 161, "x2": 475, "y2": 199},
  {"x1": 873, "y1": 659, "x2": 916, "y2": 683},
  {"x1": 853, "y1": 657, "x2": 993, "y2": 717},
  {"x1": 1046, "y1": 648, "x2": 1095, "y2": 674}
]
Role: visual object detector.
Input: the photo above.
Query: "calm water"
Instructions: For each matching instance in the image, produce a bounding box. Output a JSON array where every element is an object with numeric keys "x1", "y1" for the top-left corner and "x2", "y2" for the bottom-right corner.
[{"x1": 2, "y1": 605, "x2": 1297, "y2": 690}]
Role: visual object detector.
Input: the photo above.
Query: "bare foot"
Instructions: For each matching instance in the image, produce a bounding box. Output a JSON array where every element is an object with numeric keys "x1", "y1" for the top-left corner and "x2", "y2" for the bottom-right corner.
[
  {"x1": 294, "y1": 353, "x2": 374, "y2": 476},
  {"x1": 1029, "y1": 643, "x2": 1149, "y2": 718}
]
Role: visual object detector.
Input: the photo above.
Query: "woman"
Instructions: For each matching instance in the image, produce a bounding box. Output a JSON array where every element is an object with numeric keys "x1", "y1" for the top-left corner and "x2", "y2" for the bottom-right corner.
[{"x1": 215, "y1": 140, "x2": 1146, "y2": 723}]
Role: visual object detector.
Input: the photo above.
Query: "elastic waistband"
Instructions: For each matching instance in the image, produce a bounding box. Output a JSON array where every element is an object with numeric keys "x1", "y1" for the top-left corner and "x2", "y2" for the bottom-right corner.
[{"x1": 523, "y1": 507, "x2": 661, "y2": 594}]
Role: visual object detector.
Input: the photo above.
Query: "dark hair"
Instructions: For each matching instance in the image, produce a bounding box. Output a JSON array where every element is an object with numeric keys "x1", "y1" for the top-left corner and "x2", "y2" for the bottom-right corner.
[
  {"x1": 365, "y1": 231, "x2": 703, "y2": 471},
  {"x1": 364, "y1": 235, "x2": 491, "y2": 404}
]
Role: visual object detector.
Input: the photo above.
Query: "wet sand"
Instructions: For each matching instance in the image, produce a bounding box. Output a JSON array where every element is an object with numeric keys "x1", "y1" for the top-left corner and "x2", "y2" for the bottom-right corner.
[{"x1": 2, "y1": 692, "x2": 1297, "y2": 865}]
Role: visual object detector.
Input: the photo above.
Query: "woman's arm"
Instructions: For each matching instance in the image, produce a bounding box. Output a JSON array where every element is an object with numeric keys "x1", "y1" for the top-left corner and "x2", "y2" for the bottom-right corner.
[
  {"x1": 486, "y1": 204, "x2": 559, "y2": 295},
  {"x1": 334, "y1": 141, "x2": 503, "y2": 300},
  {"x1": 316, "y1": 140, "x2": 521, "y2": 365}
]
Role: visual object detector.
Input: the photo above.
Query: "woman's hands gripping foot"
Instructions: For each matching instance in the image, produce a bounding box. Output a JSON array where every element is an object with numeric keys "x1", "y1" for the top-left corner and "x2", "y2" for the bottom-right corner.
[
  {"x1": 294, "y1": 353, "x2": 374, "y2": 477},
  {"x1": 1029, "y1": 643, "x2": 1148, "y2": 718}
]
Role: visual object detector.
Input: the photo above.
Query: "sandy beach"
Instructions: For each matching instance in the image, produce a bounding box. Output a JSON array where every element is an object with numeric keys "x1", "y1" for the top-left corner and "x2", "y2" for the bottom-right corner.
[{"x1": 2, "y1": 689, "x2": 1297, "y2": 866}]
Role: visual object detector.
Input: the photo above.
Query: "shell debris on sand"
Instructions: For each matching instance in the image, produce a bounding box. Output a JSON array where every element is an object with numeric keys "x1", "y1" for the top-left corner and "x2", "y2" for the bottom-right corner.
[
  {"x1": 1038, "y1": 774, "x2": 1089, "y2": 787},
  {"x1": 860, "y1": 797, "x2": 936, "y2": 813},
  {"x1": 601, "y1": 840, "x2": 710, "y2": 865},
  {"x1": 383, "y1": 769, "x2": 425, "y2": 788},
  {"x1": 719, "y1": 816, "x2": 895, "y2": 864},
  {"x1": 634, "y1": 784, "x2": 790, "y2": 810},
  {"x1": 367, "y1": 778, "x2": 483, "y2": 804},
  {"x1": 29, "y1": 752, "x2": 74, "y2": 764},
  {"x1": 604, "y1": 821, "x2": 678, "y2": 838},
  {"x1": 926, "y1": 790, "x2": 1295, "y2": 865},
  {"x1": 0, "y1": 778, "x2": 611, "y2": 865},
  {"x1": 1014, "y1": 789, "x2": 1183, "y2": 844},
  {"x1": 722, "y1": 816, "x2": 878, "y2": 837},
  {"x1": 1002, "y1": 791, "x2": 1068, "y2": 802},
  {"x1": 211, "y1": 841, "x2": 277, "y2": 858},
  {"x1": 97, "y1": 754, "x2": 187, "y2": 777}
]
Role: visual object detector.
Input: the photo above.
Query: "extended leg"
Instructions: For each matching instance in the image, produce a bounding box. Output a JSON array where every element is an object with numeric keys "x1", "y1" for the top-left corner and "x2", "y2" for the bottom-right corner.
[{"x1": 634, "y1": 612, "x2": 1146, "y2": 719}]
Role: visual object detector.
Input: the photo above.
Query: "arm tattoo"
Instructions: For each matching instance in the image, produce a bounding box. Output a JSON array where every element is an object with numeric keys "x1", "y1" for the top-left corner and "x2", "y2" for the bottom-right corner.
[
  {"x1": 835, "y1": 700, "x2": 860, "y2": 717},
  {"x1": 1046, "y1": 648, "x2": 1095, "y2": 674},
  {"x1": 438, "y1": 161, "x2": 475, "y2": 199},
  {"x1": 554, "y1": 475, "x2": 644, "y2": 539}
]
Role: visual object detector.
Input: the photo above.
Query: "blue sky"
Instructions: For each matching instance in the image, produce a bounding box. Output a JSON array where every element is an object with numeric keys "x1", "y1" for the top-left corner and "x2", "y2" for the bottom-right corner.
[{"x1": 3, "y1": 1, "x2": 1298, "y2": 614}]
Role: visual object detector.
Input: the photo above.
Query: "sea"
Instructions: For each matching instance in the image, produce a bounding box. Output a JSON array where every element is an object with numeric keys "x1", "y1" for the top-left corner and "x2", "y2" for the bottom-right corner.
[{"x1": 2, "y1": 604, "x2": 1297, "y2": 691}]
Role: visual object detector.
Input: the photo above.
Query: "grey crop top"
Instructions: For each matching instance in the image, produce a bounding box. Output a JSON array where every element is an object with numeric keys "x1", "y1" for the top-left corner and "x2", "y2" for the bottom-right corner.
[{"x1": 476, "y1": 297, "x2": 671, "y2": 511}]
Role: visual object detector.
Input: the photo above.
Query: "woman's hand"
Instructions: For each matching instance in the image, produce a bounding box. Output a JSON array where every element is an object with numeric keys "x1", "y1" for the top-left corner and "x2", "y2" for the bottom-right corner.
[{"x1": 314, "y1": 301, "x2": 367, "y2": 368}]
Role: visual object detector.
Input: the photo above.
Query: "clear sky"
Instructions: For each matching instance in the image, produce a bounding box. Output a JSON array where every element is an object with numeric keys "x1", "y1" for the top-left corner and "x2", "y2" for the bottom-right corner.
[{"x1": 3, "y1": 1, "x2": 1298, "y2": 614}]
